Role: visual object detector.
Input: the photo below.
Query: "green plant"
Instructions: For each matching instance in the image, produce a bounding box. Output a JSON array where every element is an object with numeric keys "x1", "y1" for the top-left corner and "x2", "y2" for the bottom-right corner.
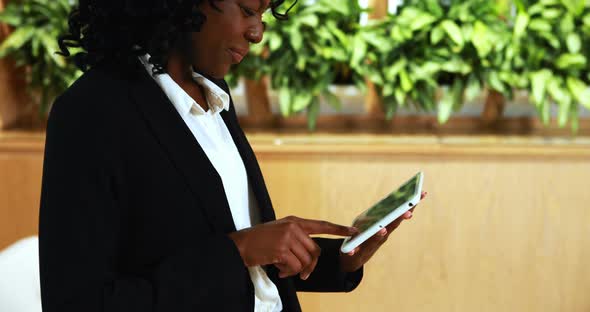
[
  {"x1": 260, "y1": 0, "x2": 366, "y2": 130},
  {"x1": 360, "y1": 0, "x2": 514, "y2": 123},
  {"x1": 511, "y1": 0, "x2": 590, "y2": 132},
  {"x1": 0, "y1": 0, "x2": 81, "y2": 115},
  {"x1": 353, "y1": 7, "x2": 439, "y2": 119}
]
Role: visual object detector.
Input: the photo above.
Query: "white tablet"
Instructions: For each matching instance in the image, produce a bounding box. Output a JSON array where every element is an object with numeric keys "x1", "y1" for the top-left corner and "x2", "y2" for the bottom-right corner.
[{"x1": 340, "y1": 172, "x2": 424, "y2": 254}]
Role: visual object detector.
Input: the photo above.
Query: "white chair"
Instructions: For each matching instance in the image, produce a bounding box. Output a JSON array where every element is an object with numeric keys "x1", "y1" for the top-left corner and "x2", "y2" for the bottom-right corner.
[{"x1": 0, "y1": 236, "x2": 42, "y2": 312}]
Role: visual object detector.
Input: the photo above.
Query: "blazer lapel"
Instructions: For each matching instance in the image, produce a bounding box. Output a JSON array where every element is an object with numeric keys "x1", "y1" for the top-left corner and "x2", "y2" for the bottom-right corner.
[
  {"x1": 127, "y1": 63, "x2": 238, "y2": 234},
  {"x1": 217, "y1": 82, "x2": 277, "y2": 223}
]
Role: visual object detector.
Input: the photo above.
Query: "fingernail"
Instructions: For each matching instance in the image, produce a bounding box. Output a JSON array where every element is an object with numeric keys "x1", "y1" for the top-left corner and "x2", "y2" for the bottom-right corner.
[
  {"x1": 301, "y1": 273, "x2": 309, "y2": 280},
  {"x1": 348, "y1": 250, "x2": 355, "y2": 256},
  {"x1": 379, "y1": 229, "x2": 387, "y2": 236}
]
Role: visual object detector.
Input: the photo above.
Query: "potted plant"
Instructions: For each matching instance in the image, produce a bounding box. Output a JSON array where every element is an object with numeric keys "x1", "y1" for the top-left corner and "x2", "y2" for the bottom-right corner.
[
  {"x1": 359, "y1": 0, "x2": 514, "y2": 124},
  {"x1": 260, "y1": 0, "x2": 367, "y2": 130},
  {"x1": 511, "y1": 0, "x2": 590, "y2": 132},
  {"x1": 355, "y1": 6, "x2": 439, "y2": 120},
  {"x1": 0, "y1": 0, "x2": 81, "y2": 128},
  {"x1": 423, "y1": 0, "x2": 513, "y2": 124}
]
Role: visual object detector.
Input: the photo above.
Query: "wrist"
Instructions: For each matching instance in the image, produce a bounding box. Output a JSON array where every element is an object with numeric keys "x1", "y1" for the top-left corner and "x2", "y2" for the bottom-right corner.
[{"x1": 340, "y1": 253, "x2": 360, "y2": 273}]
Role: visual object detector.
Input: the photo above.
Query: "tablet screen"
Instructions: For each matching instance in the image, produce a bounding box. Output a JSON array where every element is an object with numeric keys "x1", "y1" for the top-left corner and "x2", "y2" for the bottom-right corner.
[{"x1": 351, "y1": 173, "x2": 420, "y2": 233}]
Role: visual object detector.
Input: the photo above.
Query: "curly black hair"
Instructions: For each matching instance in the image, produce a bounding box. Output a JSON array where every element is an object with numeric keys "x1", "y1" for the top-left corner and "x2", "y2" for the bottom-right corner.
[{"x1": 57, "y1": 0, "x2": 295, "y2": 75}]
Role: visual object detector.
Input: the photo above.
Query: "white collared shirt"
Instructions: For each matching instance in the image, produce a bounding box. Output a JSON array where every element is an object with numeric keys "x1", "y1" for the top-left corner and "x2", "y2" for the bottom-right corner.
[{"x1": 139, "y1": 55, "x2": 282, "y2": 312}]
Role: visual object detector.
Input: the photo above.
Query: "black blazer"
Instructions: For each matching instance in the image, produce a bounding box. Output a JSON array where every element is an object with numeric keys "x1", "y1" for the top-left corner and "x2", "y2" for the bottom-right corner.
[{"x1": 39, "y1": 60, "x2": 362, "y2": 312}]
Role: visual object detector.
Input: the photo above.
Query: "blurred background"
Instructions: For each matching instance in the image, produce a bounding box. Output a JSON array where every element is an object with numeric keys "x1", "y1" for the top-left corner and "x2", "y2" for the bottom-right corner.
[{"x1": 0, "y1": 0, "x2": 589, "y2": 311}]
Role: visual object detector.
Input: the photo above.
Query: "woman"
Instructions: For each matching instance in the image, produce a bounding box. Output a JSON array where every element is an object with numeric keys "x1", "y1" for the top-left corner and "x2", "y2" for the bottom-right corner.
[{"x1": 39, "y1": 0, "x2": 418, "y2": 311}]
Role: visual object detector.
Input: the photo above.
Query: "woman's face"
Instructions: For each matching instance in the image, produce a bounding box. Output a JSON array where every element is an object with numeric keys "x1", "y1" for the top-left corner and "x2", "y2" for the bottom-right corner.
[{"x1": 190, "y1": 0, "x2": 269, "y2": 79}]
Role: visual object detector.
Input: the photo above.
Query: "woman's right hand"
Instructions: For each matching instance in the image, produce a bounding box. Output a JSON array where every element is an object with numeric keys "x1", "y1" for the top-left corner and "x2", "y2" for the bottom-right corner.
[{"x1": 228, "y1": 216, "x2": 356, "y2": 280}]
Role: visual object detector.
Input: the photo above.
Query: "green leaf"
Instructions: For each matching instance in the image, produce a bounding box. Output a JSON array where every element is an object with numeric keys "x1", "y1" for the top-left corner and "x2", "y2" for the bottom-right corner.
[
  {"x1": 322, "y1": 90, "x2": 342, "y2": 110},
  {"x1": 279, "y1": 88, "x2": 292, "y2": 116},
  {"x1": 556, "y1": 53, "x2": 586, "y2": 69},
  {"x1": 440, "y1": 58, "x2": 471, "y2": 74},
  {"x1": 269, "y1": 34, "x2": 283, "y2": 51},
  {"x1": 298, "y1": 14, "x2": 319, "y2": 28},
  {"x1": 560, "y1": 14, "x2": 575, "y2": 33},
  {"x1": 547, "y1": 78, "x2": 571, "y2": 127},
  {"x1": 399, "y1": 69, "x2": 413, "y2": 92},
  {"x1": 424, "y1": 0, "x2": 444, "y2": 18},
  {"x1": 440, "y1": 20, "x2": 464, "y2": 47},
  {"x1": 430, "y1": 25, "x2": 445, "y2": 44},
  {"x1": 513, "y1": 12, "x2": 530, "y2": 38},
  {"x1": 412, "y1": 62, "x2": 440, "y2": 80},
  {"x1": 0, "y1": 26, "x2": 36, "y2": 57},
  {"x1": 538, "y1": 31, "x2": 561, "y2": 49},
  {"x1": 461, "y1": 23, "x2": 473, "y2": 43},
  {"x1": 0, "y1": 9, "x2": 22, "y2": 25},
  {"x1": 409, "y1": 11, "x2": 437, "y2": 31},
  {"x1": 465, "y1": 75, "x2": 481, "y2": 102},
  {"x1": 383, "y1": 83, "x2": 394, "y2": 97},
  {"x1": 530, "y1": 70, "x2": 551, "y2": 106},
  {"x1": 384, "y1": 96, "x2": 397, "y2": 120},
  {"x1": 547, "y1": 77, "x2": 569, "y2": 105},
  {"x1": 39, "y1": 31, "x2": 65, "y2": 67},
  {"x1": 539, "y1": 0, "x2": 560, "y2": 5},
  {"x1": 296, "y1": 57, "x2": 306, "y2": 71},
  {"x1": 390, "y1": 25, "x2": 405, "y2": 42},
  {"x1": 307, "y1": 97, "x2": 320, "y2": 131},
  {"x1": 394, "y1": 88, "x2": 405, "y2": 107},
  {"x1": 557, "y1": 96, "x2": 571, "y2": 128},
  {"x1": 472, "y1": 21, "x2": 493, "y2": 58},
  {"x1": 566, "y1": 33, "x2": 581, "y2": 54},
  {"x1": 438, "y1": 87, "x2": 454, "y2": 123},
  {"x1": 361, "y1": 31, "x2": 392, "y2": 52},
  {"x1": 528, "y1": 19, "x2": 552, "y2": 33},
  {"x1": 488, "y1": 71, "x2": 506, "y2": 94},
  {"x1": 292, "y1": 91, "x2": 313, "y2": 112},
  {"x1": 385, "y1": 58, "x2": 407, "y2": 81},
  {"x1": 570, "y1": 100, "x2": 579, "y2": 133},
  {"x1": 437, "y1": 79, "x2": 464, "y2": 123},
  {"x1": 350, "y1": 35, "x2": 367, "y2": 67},
  {"x1": 527, "y1": 3, "x2": 545, "y2": 16},
  {"x1": 326, "y1": 20, "x2": 349, "y2": 46},
  {"x1": 541, "y1": 8, "x2": 563, "y2": 19},
  {"x1": 290, "y1": 29, "x2": 303, "y2": 51},
  {"x1": 561, "y1": 0, "x2": 584, "y2": 16},
  {"x1": 566, "y1": 77, "x2": 590, "y2": 109}
]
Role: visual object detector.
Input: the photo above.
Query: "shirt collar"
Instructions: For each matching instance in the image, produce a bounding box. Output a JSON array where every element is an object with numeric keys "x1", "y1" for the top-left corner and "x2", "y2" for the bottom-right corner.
[{"x1": 139, "y1": 54, "x2": 230, "y2": 116}]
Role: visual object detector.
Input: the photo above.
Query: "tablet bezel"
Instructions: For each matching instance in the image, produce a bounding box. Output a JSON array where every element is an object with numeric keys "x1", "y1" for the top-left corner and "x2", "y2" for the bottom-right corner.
[{"x1": 340, "y1": 171, "x2": 424, "y2": 254}]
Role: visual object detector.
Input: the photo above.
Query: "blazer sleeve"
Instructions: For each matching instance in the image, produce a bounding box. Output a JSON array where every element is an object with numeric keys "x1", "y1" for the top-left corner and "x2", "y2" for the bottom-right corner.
[
  {"x1": 293, "y1": 238, "x2": 363, "y2": 292},
  {"x1": 39, "y1": 94, "x2": 251, "y2": 312}
]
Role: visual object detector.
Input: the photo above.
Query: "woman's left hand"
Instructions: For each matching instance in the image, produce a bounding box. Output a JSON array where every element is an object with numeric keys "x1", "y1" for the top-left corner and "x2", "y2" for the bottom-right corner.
[{"x1": 340, "y1": 191, "x2": 427, "y2": 273}]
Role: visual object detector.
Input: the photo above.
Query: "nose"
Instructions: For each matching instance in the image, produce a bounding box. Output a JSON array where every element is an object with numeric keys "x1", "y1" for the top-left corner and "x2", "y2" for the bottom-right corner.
[{"x1": 245, "y1": 22, "x2": 264, "y2": 44}]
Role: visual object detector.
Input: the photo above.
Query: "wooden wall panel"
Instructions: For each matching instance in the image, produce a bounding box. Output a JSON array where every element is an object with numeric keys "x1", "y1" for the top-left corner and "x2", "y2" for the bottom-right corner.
[
  {"x1": 0, "y1": 132, "x2": 44, "y2": 249},
  {"x1": 250, "y1": 135, "x2": 590, "y2": 312},
  {"x1": 1, "y1": 132, "x2": 589, "y2": 312}
]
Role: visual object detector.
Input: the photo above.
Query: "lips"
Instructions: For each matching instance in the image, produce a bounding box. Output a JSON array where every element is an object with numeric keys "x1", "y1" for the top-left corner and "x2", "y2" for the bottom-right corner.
[{"x1": 228, "y1": 48, "x2": 248, "y2": 64}]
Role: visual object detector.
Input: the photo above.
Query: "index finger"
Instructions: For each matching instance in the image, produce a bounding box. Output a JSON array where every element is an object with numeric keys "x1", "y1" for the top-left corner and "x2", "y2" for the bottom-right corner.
[{"x1": 297, "y1": 218, "x2": 357, "y2": 236}]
